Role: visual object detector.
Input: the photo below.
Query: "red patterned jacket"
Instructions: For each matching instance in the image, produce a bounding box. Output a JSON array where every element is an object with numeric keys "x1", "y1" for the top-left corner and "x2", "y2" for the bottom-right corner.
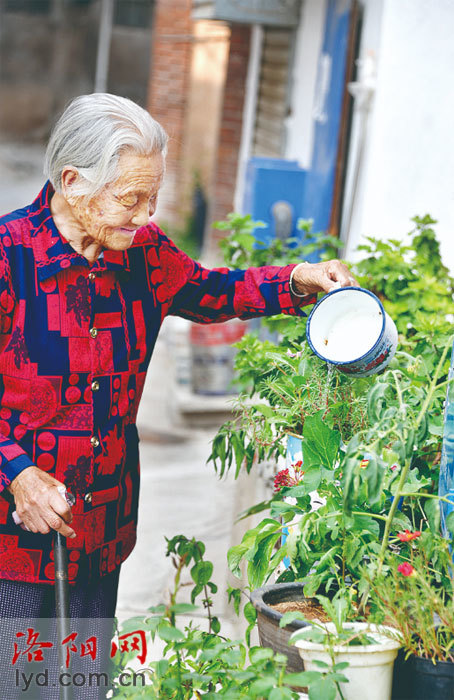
[{"x1": 0, "y1": 182, "x2": 316, "y2": 584}]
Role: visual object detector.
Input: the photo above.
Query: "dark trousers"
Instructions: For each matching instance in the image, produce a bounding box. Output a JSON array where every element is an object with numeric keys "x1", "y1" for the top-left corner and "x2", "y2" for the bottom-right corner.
[{"x1": 0, "y1": 568, "x2": 121, "y2": 700}]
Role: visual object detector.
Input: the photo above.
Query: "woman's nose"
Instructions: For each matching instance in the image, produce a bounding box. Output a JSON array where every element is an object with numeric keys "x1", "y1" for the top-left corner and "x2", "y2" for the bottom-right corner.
[{"x1": 131, "y1": 202, "x2": 150, "y2": 227}]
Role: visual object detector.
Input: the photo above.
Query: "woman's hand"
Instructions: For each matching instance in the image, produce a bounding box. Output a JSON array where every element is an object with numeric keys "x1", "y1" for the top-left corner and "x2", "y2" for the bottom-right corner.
[
  {"x1": 7, "y1": 467, "x2": 76, "y2": 538},
  {"x1": 291, "y1": 260, "x2": 359, "y2": 296}
]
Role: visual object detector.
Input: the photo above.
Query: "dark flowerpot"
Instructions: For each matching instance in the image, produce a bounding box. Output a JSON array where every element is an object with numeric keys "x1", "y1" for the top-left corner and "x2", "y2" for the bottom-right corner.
[
  {"x1": 250, "y1": 582, "x2": 312, "y2": 673},
  {"x1": 391, "y1": 649, "x2": 412, "y2": 700},
  {"x1": 392, "y1": 651, "x2": 454, "y2": 700}
]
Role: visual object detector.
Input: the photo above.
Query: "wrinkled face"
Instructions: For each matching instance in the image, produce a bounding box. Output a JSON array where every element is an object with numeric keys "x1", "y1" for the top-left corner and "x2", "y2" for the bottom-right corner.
[{"x1": 70, "y1": 150, "x2": 165, "y2": 251}]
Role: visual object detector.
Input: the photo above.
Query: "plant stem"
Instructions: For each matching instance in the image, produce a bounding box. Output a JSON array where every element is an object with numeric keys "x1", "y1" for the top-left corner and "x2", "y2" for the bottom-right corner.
[
  {"x1": 399, "y1": 492, "x2": 454, "y2": 508},
  {"x1": 359, "y1": 340, "x2": 451, "y2": 614},
  {"x1": 320, "y1": 509, "x2": 388, "y2": 523},
  {"x1": 414, "y1": 341, "x2": 451, "y2": 430}
]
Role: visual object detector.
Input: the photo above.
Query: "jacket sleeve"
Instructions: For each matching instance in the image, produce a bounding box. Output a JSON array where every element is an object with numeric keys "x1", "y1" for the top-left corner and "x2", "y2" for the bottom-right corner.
[
  {"x1": 0, "y1": 238, "x2": 35, "y2": 493},
  {"x1": 154, "y1": 233, "x2": 317, "y2": 323},
  {"x1": 0, "y1": 442, "x2": 35, "y2": 493}
]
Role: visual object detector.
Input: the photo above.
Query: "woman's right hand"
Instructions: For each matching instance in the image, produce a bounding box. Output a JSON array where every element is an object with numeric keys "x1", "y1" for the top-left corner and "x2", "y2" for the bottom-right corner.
[{"x1": 7, "y1": 466, "x2": 76, "y2": 538}]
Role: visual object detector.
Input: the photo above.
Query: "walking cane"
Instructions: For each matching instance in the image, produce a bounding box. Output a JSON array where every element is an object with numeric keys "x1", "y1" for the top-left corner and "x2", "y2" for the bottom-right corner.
[{"x1": 54, "y1": 487, "x2": 76, "y2": 700}]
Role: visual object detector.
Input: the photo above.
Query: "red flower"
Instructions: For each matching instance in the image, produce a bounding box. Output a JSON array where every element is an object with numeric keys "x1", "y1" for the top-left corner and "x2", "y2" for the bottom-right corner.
[
  {"x1": 397, "y1": 530, "x2": 421, "y2": 542},
  {"x1": 397, "y1": 562, "x2": 415, "y2": 577},
  {"x1": 273, "y1": 461, "x2": 305, "y2": 492},
  {"x1": 274, "y1": 469, "x2": 292, "y2": 492}
]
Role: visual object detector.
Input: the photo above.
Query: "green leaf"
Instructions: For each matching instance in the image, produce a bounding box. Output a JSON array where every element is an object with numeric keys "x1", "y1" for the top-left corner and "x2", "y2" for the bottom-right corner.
[
  {"x1": 244, "y1": 601, "x2": 257, "y2": 625},
  {"x1": 302, "y1": 413, "x2": 340, "y2": 469},
  {"x1": 191, "y1": 560, "x2": 214, "y2": 586},
  {"x1": 391, "y1": 511, "x2": 412, "y2": 531},
  {"x1": 284, "y1": 671, "x2": 321, "y2": 686},
  {"x1": 247, "y1": 532, "x2": 281, "y2": 589},
  {"x1": 158, "y1": 624, "x2": 185, "y2": 642},
  {"x1": 244, "y1": 602, "x2": 257, "y2": 647},
  {"x1": 147, "y1": 604, "x2": 166, "y2": 615},
  {"x1": 228, "y1": 543, "x2": 249, "y2": 577},
  {"x1": 333, "y1": 661, "x2": 349, "y2": 671},
  {"x1": 298, "y1": 359, "x2": 311, "y2": 378},
  {"x1": 279, "y1": 611, "x2": 307, "y2": 628},
  {"x1": 155, "y1": 659, "x2": 169, "y2": 677},
  {"x1": 291, "y1": 627, "x2": 325, "y2": 645},
  {"x1": 249, "y1": 678, "x2": 276, "y2": 696},
  {"x1": 169, "y1": 603, "x2": 198, "y2": 614},
  {"x1": 231, "y1": 432, "x2": 246, "y2": 478},
  {"x1": 191, "y1": 582, "x2": 203, "y2": 604},
  {"x1": 352, "y1": 514, "x2": 380, "y2": 538},
  {"x1": 285, "y1": 467, "x2": 321, "y2": 495},
  {"x1": 303, "y1": 574, "x2": 323, "y2": 598},
  {"x1": 362, "y1": 454, "x2": 384, "y2": 504},
  {"x1": 254, "y1": 403, "x2": 275, "y2": 418},
  {"x1": 424, "y1": 498, "x2": 440, "y2": 533},
  {"x1": 330, "y1": 672, "x2": 349, "y2": 683},
  {"x1": 445, "y1": 510, "x2": 454, "y2": 536},
  {"x1": 227, "y1": 586, "x2": 243, "y2": 616},
  {"x1": 211, "y1": 616, "x2": 221, "y2": 634},
  {"x1": 249, "y1": 647, "x2": 274, "y2": 663},
  {"x1": 308, "y1": 677, "x2": 337, "y2": 700},
  {"x1": 270, "y1": 500, "x2": 300, "y2": 517},
  {"x1": 269, "y1": 688, "x2": 293, "y2": 700}
]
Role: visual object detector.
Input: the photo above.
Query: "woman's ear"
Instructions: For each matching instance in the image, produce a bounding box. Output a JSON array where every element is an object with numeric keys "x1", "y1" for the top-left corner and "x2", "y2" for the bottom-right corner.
[{"x1": 60, "y1": 167, "x2": 81, "y2": 205}]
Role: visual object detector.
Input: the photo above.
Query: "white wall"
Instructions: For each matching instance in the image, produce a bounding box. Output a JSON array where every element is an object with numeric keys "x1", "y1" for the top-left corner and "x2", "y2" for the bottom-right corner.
[
  {"x1": 285, "y1": 0, "x2": 327, "y2": 167},
  {"x1": 343, "y1": 0, "x2": 454, "y2": 271}
]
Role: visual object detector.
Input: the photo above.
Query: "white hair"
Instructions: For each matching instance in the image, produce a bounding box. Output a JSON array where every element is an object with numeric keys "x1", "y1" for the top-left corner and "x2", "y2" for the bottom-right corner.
[{"x1": 44, "y1": 93, "x2": 168, "y2": 198}]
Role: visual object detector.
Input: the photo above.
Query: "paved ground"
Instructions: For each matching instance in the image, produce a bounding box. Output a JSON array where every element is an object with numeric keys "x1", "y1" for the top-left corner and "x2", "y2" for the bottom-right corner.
[{"x1": 117, "y1": 324, "x2": 268, "y2": 653}]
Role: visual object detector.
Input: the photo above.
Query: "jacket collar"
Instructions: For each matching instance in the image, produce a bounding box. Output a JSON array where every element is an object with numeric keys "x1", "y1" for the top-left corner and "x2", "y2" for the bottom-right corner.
[{"x1": 30, "y1": 181, "x2": 131, "y2": 281}]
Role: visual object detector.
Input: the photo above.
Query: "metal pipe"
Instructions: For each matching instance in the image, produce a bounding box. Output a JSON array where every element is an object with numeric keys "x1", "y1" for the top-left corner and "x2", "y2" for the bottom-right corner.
[
  {"x1": 95, "y1": 0, "x2": 114, "y2": 93},
  {"x1": 54, "y1": 531, "x2": 73, "y2": 700}
]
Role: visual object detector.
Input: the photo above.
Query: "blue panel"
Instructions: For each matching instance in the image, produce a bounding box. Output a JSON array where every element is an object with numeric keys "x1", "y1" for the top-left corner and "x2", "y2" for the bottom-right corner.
[
  {"x1": 242, "y1": 157, "x2": 307, "y2": 248},
  {"x1": 301, "y1": 0, "x2": 352, "y2": 233},
  {"x1": 439, "y1": 342, "x2": 454, "y2": 543}
]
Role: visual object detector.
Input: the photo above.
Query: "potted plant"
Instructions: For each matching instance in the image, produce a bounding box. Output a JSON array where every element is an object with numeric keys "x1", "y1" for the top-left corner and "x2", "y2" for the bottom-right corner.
[
  {"x1": 368, "y1": 532, "x2": 454, "y2": 700},
  {"x1": 285, "y1": 592, "x2": 401, "y2": 700},
  {"x1": 209, "y1": 214, "x2": 454, "y2": 680},
  {"x1": 111, "y1": 534, "x2": 351, "y2": 700}
]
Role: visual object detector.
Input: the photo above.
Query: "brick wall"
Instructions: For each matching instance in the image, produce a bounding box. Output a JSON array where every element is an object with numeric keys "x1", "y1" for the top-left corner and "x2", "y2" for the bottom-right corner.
[
  {"x1": 147, "y1": 0, "x2": 193, "y2": 228},
  {"x1": 207, "y1": 24, "x2": 251, "y2": 258}
]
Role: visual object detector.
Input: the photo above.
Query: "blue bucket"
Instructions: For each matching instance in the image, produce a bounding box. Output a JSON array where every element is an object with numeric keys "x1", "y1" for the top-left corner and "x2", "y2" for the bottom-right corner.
[{"x1": 306, "y1": 287, "x2": 398, "y2": 377}]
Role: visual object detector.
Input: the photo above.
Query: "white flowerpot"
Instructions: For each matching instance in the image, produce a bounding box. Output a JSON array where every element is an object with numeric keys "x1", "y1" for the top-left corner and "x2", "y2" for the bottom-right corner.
[{"x1": 293, "y1": 622, "x2": 401, "y2": 700}]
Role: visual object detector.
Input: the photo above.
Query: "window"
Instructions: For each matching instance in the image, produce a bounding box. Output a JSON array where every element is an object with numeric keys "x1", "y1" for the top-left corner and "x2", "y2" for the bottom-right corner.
[
  {"x1": 5, "y1": 0, "x2": 50, "y2": 12},
  {"x1": 114, "y1": 0, "x2": 154, "y2": 28}
]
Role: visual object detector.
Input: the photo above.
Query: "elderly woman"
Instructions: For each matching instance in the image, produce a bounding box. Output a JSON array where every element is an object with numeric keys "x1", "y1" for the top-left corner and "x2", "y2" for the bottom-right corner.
[{"x1": 0, "y1": 93, "x2": 353, "y2": 694}]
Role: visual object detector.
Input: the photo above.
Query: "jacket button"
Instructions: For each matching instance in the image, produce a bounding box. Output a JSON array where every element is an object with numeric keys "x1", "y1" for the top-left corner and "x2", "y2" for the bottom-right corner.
[
  {"x1": 88, "y1": 272, "x2": 96, "y2": 281},
  {"x1": 89, "y1": 327, "x2": 98, "y2": 338},
  {"x1": 90, "y1": 436, "x2": 99, "y2": 447},
  {"x1": 91, "y1": 380, "x2": 100, "y2": 392},
  {"x1": 84, "y1": 492, "x2": 92, "y2": 504}
]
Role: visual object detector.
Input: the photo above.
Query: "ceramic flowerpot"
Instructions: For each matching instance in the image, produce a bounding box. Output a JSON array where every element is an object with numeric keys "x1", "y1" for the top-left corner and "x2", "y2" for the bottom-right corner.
[
  {"x1": 250, "y1": 582, "x2": 311, "y2": 672},
  {"x1": 392, "y1": 652, "x2": 454, "y2": 700},
  {"x1": 294, "y1": 622, "x2": 401, "y2": 700}
]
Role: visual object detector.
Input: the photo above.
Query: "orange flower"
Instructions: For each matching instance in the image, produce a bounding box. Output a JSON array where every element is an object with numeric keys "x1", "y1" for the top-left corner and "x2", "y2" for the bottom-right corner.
[{"x1": 397, "y1": 530, "x2": 421, "y2": 542}]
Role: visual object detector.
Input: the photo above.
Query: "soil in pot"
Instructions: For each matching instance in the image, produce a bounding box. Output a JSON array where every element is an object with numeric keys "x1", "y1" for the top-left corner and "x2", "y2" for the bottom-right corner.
[
  {"x1": 270, "y1": 599, "x2": 330, "y2": 621},
  {"x1": 251, "y1": 583, "x2": 328, "y2": 674}
]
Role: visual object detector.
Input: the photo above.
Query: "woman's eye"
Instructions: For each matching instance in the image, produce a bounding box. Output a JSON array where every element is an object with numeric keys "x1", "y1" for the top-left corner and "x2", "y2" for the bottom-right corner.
[
  {"x1": 123, "y1": 198, "x2": 138, "y2": 208},
  {"x1": 115, "y1": 194, "x2": 138, "y2": 208}
]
